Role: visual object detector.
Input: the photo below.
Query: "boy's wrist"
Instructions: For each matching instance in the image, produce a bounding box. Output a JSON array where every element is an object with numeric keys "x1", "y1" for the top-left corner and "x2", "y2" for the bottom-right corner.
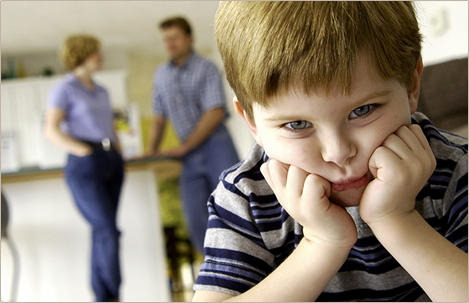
[
  {"x1": 360, "y1": 195, "x2": 418, "y2": 228},
  {"x1": 301, "y1": 234, "x2": 355, "y2": 255},
  {"x1": 365, "y1": 209, "x2": 421, "y2": 237}
]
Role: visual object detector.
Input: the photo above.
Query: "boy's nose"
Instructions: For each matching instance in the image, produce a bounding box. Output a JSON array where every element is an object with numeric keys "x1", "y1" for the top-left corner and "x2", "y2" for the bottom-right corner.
[{"x1": 320, "y1": 132, "x2": 356, "y2": 167}]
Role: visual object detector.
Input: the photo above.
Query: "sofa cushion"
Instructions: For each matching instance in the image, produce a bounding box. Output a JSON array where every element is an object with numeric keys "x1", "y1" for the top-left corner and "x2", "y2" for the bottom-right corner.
[{"x1": 417, "y1": 57, "x2": 468, "y2": 135}]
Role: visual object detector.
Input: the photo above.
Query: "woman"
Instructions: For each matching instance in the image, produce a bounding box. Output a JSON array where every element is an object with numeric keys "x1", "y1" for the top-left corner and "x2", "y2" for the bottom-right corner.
[{"x1": 44, "y1": 34, "x2": 124, "y2": 302}]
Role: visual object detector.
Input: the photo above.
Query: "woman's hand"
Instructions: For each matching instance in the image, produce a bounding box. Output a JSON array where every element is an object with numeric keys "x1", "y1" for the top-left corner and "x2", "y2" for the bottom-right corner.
[{"x1": 74, "y1": 144, "x2": 94, "y2": 157}]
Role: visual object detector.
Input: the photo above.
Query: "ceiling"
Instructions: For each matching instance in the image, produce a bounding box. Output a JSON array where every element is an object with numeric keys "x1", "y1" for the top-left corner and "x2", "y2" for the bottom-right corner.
[{"x1": 1, "y1": 1, "x2": 221, "y2": 56}]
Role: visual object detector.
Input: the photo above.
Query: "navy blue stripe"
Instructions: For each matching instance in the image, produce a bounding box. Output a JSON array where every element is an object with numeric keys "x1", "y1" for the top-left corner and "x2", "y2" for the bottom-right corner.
[
  {"x1": 233, "y1": 159, "x2": 265, "y2": 184},
  {"x1": 196, "y1": 275, "x2": 253, "y2": 294},
  {"x1": 269, "y1": 232, "x2": 296, "y2": 259},
  {"x1": 221, "y1": 179, "x2": 248, "y2": 200},
  {"x1": 447, "y1": 225, "x2": 468, "y2": 251},
  {"x1": 204, "y1": 247, "x2": 273, "y2": 275},
  {"x1": 208, "y1": 202, "x2": 264, "y2": 246},
  {"x1": 249, "y1": 194, "x2": 280, "y2": 208},
  {"x1": 318, "y1": 281, "x2": 423, "y2": 301}
]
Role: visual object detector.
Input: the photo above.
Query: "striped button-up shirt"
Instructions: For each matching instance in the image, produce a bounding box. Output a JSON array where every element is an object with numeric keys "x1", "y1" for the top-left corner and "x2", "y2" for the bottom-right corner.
[{"x1": 152, "y1": 51, "x2": 228, "y2": 142}]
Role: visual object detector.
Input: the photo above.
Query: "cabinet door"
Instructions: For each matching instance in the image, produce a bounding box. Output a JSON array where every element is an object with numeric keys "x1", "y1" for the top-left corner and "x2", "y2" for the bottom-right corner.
[
  {"x1": 1, "y1": 85, "x2": 15, "y2": 132},
  {"x1": 1, "y1": 70, "x2": 129, "y2": 169},
  {"x1": 38, "y1": 76, "x2": 63, "y2": 113},
  {"x1": 13, "y1": 81, "x2": 42, "y2": 166},
  {"x1": 1, "y1": 86, "x2": 21, "y2": 172}
]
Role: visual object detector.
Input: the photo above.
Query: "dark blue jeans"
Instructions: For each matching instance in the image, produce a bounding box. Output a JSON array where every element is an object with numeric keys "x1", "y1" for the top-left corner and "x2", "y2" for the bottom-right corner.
[
  {"x1": 180, "y1": 125, "x2": 239, "y2": 254},
  {"x1": 65, "y1": 149, "x2": 124, "y2": 302}
]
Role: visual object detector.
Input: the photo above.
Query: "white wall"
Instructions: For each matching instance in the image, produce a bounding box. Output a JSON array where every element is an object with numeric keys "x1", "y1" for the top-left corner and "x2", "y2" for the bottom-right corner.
[
  {"x1": 416, "y1": 1, "x2": 468, "y2": 65},
  {"x1": 209, "y1": 42, "x2": 256, "y2": 161}
]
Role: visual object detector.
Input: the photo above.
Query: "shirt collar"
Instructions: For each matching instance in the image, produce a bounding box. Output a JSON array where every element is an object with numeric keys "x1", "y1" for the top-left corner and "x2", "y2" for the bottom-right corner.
[
  {"x1": 66, "y1": 72, "x2": 96, "y2": 92},
  {"x1": 66, "y1": 72, "x2": 77, "y2": 81},
  {"x1": 170, "y1": 50, "x2": 196, "y2": 70},
  {"x1": 262, "y1": 148, "x2": 270, "y2": 163}
]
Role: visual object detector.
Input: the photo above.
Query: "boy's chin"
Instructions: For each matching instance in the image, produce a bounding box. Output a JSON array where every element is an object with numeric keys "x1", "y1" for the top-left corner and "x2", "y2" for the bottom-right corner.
[{"x1": 330, "y1": 187, "x2": 366, "y2": 208}]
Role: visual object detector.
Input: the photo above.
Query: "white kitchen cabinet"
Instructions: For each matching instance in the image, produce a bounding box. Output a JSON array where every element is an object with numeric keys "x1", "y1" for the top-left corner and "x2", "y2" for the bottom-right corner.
[{"x1": 1, "y1": 70, "x2": 129, "y2": 171}]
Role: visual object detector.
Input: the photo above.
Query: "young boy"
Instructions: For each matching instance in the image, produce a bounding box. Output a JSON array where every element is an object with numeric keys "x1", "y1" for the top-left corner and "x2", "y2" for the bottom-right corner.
[{"x1": 193, "y1": 2, "x2": 468, "y2": 302}]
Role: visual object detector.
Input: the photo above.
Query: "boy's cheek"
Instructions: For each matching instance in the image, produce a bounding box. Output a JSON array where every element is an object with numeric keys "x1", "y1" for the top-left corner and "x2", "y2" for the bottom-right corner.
[
  {"x1": 264, "y1": 147, "x2": 312, "y2": 174},
  {"x1": 263, "y1": 144, "x2": 292, "y2": 164}
]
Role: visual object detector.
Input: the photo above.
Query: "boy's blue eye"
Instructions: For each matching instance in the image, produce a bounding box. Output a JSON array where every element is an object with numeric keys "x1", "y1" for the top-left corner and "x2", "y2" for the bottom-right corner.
[
  {"x1": 350, "y1": 104, "x2": 374, "y2": 118},
  {"x1": 285, "y1": 120, "x2": 311, "y2": 130}
]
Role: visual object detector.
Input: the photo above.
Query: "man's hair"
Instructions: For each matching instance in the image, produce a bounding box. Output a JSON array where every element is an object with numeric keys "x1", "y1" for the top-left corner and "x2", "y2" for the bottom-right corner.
[
  {"x1": 215, "y1": 1, "x2": 422, "y2": 122},
  {"x1": 159, "y1": 16, "x2": 192, "y2": 36},
  {"x1": 59, "y1": 34, "x2": 101, "y2": 71}
]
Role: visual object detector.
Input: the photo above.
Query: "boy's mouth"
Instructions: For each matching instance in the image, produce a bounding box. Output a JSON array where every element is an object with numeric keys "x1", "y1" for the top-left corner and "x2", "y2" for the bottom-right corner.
[{"x1": 331, "y1": 174, "x2": 370, "y2": 192}]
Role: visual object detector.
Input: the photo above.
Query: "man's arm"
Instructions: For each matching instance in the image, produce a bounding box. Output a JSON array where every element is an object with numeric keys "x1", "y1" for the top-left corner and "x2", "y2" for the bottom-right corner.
[
  {"x1": 165, "y1": 107, "x2": 225, "y2": 158},
  {"x1": 147, "y1": 114, "x2": 166, "y2": 156}
]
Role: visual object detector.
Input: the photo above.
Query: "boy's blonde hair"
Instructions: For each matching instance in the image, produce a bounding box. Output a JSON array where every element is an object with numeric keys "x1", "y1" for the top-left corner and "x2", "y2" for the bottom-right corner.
[
  {"x1": 215, "y1": 1, "x2": 422, "y2": 122},
  {"x1": 59, "y1": 34, "x2": 101, "y2": 71}
]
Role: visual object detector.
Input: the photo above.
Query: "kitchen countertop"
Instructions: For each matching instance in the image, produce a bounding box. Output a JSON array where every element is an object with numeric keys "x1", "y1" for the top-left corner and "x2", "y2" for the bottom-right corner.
[{"x1": 1, "y1": 156, "x2": 182, "y2": 184}]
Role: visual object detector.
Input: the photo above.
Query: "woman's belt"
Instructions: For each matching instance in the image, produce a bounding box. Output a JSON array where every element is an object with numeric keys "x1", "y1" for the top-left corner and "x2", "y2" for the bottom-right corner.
[{"x1": 81, "y1": 138, "x2": 115, "y2": 151}]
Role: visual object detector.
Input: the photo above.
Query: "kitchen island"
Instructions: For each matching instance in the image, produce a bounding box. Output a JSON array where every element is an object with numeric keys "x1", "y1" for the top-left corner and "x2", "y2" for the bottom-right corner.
[{"x1": 1, "y1": 157, "x2": 181, "y2": 302}]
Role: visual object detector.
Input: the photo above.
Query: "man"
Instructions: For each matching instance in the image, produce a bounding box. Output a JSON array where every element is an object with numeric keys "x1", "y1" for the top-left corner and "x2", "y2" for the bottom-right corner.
[{"x1": 149, "y1": 17, "x2": 239, "y2": 254}]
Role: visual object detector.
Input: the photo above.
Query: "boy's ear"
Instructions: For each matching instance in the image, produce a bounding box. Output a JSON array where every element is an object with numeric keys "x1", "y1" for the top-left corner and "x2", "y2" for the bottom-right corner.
[
  {"x1": 408, "y1": 58, "x2": 424, "y2": 114},
  {"x1": 233, "y1": 96, "x2": 263, "y2": 146}
]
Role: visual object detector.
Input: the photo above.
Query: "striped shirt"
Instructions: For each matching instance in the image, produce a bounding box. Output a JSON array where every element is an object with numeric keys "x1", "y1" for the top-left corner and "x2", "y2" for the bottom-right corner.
[
  {"x1": 194, "y1": 112, "x2": 468, "y2": 301},
  {"x1": 152, "y1": 51, "x2": 228, "y2": 142}
]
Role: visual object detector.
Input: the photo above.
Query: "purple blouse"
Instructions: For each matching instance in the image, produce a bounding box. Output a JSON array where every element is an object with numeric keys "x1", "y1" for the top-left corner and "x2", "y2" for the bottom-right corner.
[{"x1": 47, "y1": 73, "x2": 115, "y2": 142}]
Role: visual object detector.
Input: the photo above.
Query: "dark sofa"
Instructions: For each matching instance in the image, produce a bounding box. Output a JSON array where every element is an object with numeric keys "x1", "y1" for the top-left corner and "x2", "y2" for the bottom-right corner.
[{"x1": 417, "y1": 57, "x2": 468, "y2": 138}]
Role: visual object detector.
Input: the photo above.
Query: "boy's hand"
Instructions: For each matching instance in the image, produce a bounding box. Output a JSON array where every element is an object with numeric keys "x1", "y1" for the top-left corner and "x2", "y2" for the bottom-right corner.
[
  {"x1": 359, "y1": 125, "x2": 436, "y2": 225},
  {"x1": 261, "y1": 160, "x2": 357, "y2": 248}
]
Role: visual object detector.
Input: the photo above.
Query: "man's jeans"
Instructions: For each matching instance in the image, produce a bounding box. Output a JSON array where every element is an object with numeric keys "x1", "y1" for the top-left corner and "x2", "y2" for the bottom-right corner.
[{"x1": 180, "y1": 125, "x2": 239, "y2": 254}]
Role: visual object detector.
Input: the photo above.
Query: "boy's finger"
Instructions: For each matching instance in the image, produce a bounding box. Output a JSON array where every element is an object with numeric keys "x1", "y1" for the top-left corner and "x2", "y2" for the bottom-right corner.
[
  {"x1": 266, "y1": 159, "x2": 289, "y2": 191},
  {"x1": 286, "y1": 165, "x2": 310, "y2": 197},
  {"x1": 408, "y1": 124, "x2": 433, "y2": 152},
  {"x1": 303, "y1": 174, "x2": 332, "y2": 205},
  {"x1": 394, "y1": 125, "x2": 427, "y2": 154},
  {"x1": 368, "y1": 146, "x2": 400, "y2": 181},
  {"x1": 260, "y1": 163, "x2": 274, "y2": 190},
  {"x1": 380, "y1": 133, "x2": 409, "y2": 160}
]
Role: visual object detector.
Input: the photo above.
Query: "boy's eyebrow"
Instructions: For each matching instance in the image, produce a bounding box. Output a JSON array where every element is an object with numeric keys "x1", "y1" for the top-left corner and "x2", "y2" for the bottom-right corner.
[
  {"x1": 265, "y1": 115, "x2": 308, "y2": 122},
  {"x1": 264, "y1": 89, "x2": 393, "y2": 122},
  {"x1": 354, "y1": 89, "x2": 392, "y2": 106}
]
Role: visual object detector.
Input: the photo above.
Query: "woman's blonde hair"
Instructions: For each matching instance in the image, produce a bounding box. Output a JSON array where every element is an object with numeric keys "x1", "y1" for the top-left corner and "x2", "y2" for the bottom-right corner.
[
  {"x1": 215, "y1": 1, "x2": 422, "y2": 122},
  {"x1": 59, "y1": 34, "x2": 101, "y2": 71}
]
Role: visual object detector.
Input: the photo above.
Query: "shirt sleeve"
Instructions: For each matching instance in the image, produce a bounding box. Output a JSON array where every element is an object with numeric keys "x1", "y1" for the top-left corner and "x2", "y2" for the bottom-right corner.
[
  {"x1": 442, "y1": 151, "x2": 468, "y2": 252},
  {"x1": 193, "y1": 183, "x2": 276, "y2": 296},
  {"x1": 193, "y1": 145, "x2": 300, "y2": 296},
  {"x1": 152, "y1": 68, "x2": 167, "y2": 117},
  {"x1": 199, "y1": 62, "x2": 227, "y2": 112},
  {"x1": 47, "y1": 83, "x2": 69, "y2": 111}
]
